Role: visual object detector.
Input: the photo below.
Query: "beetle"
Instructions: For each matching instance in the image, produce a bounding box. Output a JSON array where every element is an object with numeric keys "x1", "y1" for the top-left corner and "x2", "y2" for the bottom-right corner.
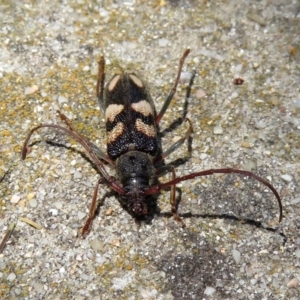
[{"x1": 22, "y1": 49, "x2": 283, "y2": 235}]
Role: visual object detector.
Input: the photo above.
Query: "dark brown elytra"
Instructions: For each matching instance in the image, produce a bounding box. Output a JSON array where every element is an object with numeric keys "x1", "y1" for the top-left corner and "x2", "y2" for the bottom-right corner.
[{"x1": 22, "y1": 49, "x2": 283, "y2": 236}]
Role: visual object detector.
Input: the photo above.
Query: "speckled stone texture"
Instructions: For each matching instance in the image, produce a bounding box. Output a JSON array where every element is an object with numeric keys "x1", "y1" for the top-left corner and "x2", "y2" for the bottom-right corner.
[{"x1": 0, "y1": 0, "x2": 299, "y2": 299}]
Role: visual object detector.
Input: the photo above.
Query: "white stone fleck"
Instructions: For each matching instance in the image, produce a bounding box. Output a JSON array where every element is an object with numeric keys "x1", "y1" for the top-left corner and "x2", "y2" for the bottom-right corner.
[
  {"x1": 158, "y1": 38, "x2": 169, "y2": 47},
  {"x1": 281, "y1": 174, "x2": 292, "y2": 182},
  {"x1": 232, "y1": 249, "x2": 241, "y2": 263},
  {"x1": 180, "y1": 71, "x2": 193, "y2": 81},
  {"x1": 213, "y1": 125, "x2": 223, "y2": 135},
  {"x1": 31, "y1": 280, "x2": 44, "y2": 293},
  {"x1": 7, "y1": 273, "x2": 16, "y2": 281},
  {"x1": 57, "y1": 95, "x2": 68, "y2": 104},
  {"x1": 77, "y1": 211, "x2": 86, "y2": 220},
  {"x1": 90, "y1": 239, "x2": 104, "y2": 252},
  {"x1": 73, "y1": 171, "x2": 82, "y2": 179},
  {"x1": 204, "y1": 286, "x2": 216, "y2": 295},
  {"x1": 83, "y1": 65, "x2": 90, "y2": 71},
  {"x1": 24, "y1": 85, "x2": 38, "y2": 95},
  {"x1": 10, "y1": 194, "x2": 21, "y2": 204},
  {"x1": 195, "y1": 88, "x2": 206, "y2": 99},
  {"x1": 112, "y1": 272, "x2": 134, "y2": 291},
  {"x1": 200, "y1": 153, "x2": 208, "y2": 160},
  {"x1": 29, "y1": 198, "x2": 38, "y2": 208},
  {"x1": 49, "y1": 208, "x2": 58, "y2": 216},
  {"x1": 70, "y1": 160, "x2": 77, "y2": 166},
  {"x1": 295, "y1": 249, "x2": 300, "y2": 258},
  {"x1": 291, "y1": 198, "x2": 300, "y2": 204}
]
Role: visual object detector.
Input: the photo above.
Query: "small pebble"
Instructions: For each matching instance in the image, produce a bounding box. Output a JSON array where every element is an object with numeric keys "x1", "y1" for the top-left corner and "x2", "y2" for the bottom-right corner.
[
  {"x1": 291, "y1": 198, "x2": 300, "y2": 204},
  {"x1": 11, "y1": 194, "x2": 21, "y2": 204},
  {"x1": 204, "y1": 286, "x2": 216, "y2": 295},
  {"x1": 54, "y1": 201, "x2": 63, "y2": 209},
  {"x1": 158, "y1": 38, "x2": 169, "y2": 47},
  {"x1": 90, "y1": 239, "x2": 104, "y2": 252},
  {"x1": 246, "y1": 12, "x2": 266, "y2": 26},
  {"x1": 112, "y1": 239, "x2": 120, "y2": 247},
  {"x1": 57, "y1": 95, "x2": 68, "y2": 104},
  {"x1": 232, "y1": 249, "x2": 241, "y2": 264},
  {"x1": 241, "y1": 141, "x2": 250, "y2": 148},
  {"x1": 27, "y1": 193, "x2": 35, "y2": 200},
  {"x1": 255, "y1": 99, "x2": 264, "y2": 103},
  {"x1": 195, "y1": 88, "x2": 206, "y2": 99},
  {"x1": 231, "y1": 91, "x2": 239, "y2": 98},
  {"x1": 24, "y1": 85, "x2": 38, "y2": 95},
  {"x1": 70, "y1": 160, "x2": 77, "y2": 166},
  {"x1": 287, "y1": 278, "x2": 299, "y2": 288},
  {"x1": 29, "y1": 198, "x2": 38, "y2": 208},
  {"x1": 256, "y1": 119, "x2": 266, "y2": 129},
  {"x1": 200, "y1": 153, "x2": 208, "y2": 160},
  {"x1": 105, "y1": 207, "x2": 113, "y2": 215},
  {"x1": 31, "y1": 280, "x2": 44, "y2": 293},
  {"x1": 281, "y1": 174, "x2": 292, "y2": 182},
  {"x1": 73, "y1": 171, "x2": 82, "y2": 179},
  {"x1": 270, "y1": 96, "x2": 279, "y2": 106},
  {"x1": 180, "y1": 71, "x2": 193, "y2": 81},
  {"x1": 99, "y1": 8, "x2": 109, "y2": 17},
  {"x1": 294, "y1": 98, "x2": 300, "y2": 108},
  {"x1": 243, "y1": 161, "x2": 256, "y2": 171},
  {"x1": 258, "y1": 249, "x2": 269, "y2": 254},
  {"x1": 295, "y1": 249, "x2": 300, "y2": 258},
  {"x1": 49, "y1": 209, "x2": 58, "y2": 216},
  {"x1": 77, "y1": 211, "x2": 86, "y2": 220},
  {"x1": 213, "y1": 125, "x2": 223, "y2": 135},
  {"x1": 14, "y1": 288, "x2": 21, "y2": 296},
  {"x1": 7, "y1": 273, "x2": 16, "y2": 281}
]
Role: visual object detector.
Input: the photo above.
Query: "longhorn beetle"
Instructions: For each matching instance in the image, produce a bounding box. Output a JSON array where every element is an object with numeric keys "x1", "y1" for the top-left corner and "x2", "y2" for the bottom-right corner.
[{"x1": 22, "y1": 49, "x2": 283, "y2": 235}]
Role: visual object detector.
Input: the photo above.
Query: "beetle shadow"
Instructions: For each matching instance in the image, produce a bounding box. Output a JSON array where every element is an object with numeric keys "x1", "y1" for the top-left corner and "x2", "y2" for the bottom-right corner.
[
  {"x1": 28, "y1": 140, "x2": 109, "y2": 175},
  {"x1": 157, "y1": 211, "x2": 287, "y2": 243}
]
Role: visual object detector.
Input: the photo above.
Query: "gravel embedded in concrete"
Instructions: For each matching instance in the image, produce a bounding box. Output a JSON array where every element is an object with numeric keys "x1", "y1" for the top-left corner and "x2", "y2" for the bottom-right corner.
[{"x1": 0, "y1": 1, "x2": 299, "y2": 299}]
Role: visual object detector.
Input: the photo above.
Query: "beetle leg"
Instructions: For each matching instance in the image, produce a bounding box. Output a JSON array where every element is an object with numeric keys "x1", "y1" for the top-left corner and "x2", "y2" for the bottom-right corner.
[
  {"x1": 145, "y1": 168, "x2": 283, "y2": 223},
  {"x1": 96, "y1": 56, "x2": 105, "y2": 112},
  {"x1": 155, "y1": 165, "x2": 186, "y2": 227},
  {"x1": 57, "y1": 110, "x2": 113, "y2": 164},
  {"x1": 155, "y1": 118, "x2": 193, "y2": 163},
  {"x1": 155, "y1": 49, "x2": 190, "y2": 124},
  {"x1": 81, "y1": 177, "x2": 107, "y2": 236}
]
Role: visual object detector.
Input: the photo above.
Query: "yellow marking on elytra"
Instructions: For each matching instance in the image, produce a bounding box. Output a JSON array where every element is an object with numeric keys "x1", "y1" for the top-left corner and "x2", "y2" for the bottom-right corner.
[
  {"x1": 131, "y1": 100, "x2": 153, "y2": 117},
  {"x1": 135, "y1": 119, "x2": 156, "y2": 137},
  {"x1": 129, "y1": 74, "x2": 143, "y2": 88},
  {"x1": 108, "y1": 74, "x2": 121, "y2": 91},
  {"x1": 107, "y1": 122, "x2": 124, "y2": 144},
  {"x1": 105, "y1": 104, "x2": 124, "y2": 122}
]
